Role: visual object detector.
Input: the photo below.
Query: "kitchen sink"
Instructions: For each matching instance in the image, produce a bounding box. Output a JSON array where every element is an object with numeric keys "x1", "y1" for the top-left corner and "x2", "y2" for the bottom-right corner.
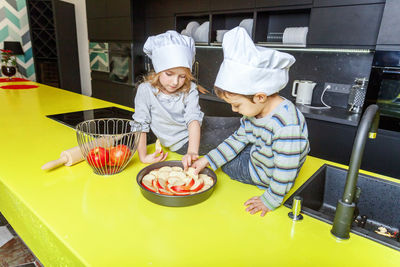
[{"x1": 285, "y1": 164, "x2": 400, "y2": 250}]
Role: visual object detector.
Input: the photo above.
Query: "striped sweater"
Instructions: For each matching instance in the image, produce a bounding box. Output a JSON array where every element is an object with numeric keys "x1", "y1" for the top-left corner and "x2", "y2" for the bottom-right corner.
[{"x1": 205, "y1": 99, "x2": 310, "y2": 210}]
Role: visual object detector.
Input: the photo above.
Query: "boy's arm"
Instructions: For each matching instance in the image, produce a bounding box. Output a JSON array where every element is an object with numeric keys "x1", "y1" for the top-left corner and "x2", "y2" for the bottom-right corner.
[
  {"x1": 205, "y1": 118, "x2": 250, "y2": 170},
  {"x1": 260, "y1": 125, "x2": 309, "y2": 210}
]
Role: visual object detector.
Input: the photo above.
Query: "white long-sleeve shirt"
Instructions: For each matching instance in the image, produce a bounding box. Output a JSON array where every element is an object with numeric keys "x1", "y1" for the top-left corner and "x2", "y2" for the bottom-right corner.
[{"x1": 132, "y1": 82, "x2": 204, "y2": 151}]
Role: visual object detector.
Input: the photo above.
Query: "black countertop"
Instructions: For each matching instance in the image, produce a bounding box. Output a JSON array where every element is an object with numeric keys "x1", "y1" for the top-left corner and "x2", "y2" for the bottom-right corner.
[{"x1": 297, "y1": 104, "x2": 361, "y2": 127}]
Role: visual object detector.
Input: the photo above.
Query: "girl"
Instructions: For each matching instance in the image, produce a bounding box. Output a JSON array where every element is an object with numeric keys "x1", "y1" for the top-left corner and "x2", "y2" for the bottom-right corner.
[{"x1": 132, "y1": 30, "x2": 207, "y2": 169}]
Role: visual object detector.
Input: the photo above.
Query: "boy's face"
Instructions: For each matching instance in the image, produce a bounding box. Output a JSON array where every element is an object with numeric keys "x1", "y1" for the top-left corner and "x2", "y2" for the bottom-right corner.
[{"x1": 222, "y1": 93, "x2": 268, "y2": 118}]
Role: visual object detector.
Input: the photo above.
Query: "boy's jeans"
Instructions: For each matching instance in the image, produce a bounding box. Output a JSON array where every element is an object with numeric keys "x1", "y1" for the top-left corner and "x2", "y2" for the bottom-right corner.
[{"x1": 221, "y1": 145, "x2": 254, "y2": 185}]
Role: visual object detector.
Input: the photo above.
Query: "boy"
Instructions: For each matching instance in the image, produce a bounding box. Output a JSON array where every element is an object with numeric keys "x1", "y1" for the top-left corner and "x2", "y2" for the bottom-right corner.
[{"x1": 192, "y1": 27, "x2": 310, "y2": 216}]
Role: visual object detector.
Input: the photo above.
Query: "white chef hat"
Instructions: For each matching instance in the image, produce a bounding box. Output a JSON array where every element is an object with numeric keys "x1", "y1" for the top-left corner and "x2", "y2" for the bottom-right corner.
[
  {"x1": 214, "y1": 27, "x2": 295, "y2": 96},
  {"x1": 143, "y1": 30, "x2": 196, "y2": 73}
]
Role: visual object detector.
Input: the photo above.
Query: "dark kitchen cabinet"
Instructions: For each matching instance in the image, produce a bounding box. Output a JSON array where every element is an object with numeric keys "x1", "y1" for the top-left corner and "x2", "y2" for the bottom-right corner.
[
  {"x1": 146, "y1": 17, "x2": 175, "y2": 36},
  {"x1": 376, "y1": 0, "x2": 400, "y2": 50},
  {"x1": 256, "y1": 0, "x2": 312, "y2": 8},
  {"x1": 86, "y1": 0, "x2": 131, "y2": 18},
  {"x1": 86, "y1": 0, "x2": 132, "y2": 41},
  {"x1": 86, "y1": 0, "x2": 106, "y2": 19},
  {"x1": 88, "y1": 17, "x2": 132, "y2": 41},
  {"x1": 307, "y1": 4, "x2": 385, "y2": 47},
  {"x1": 313, "y1": 0, "x2": 386, "y2": 7},
  {"x1": 27, "y1": 0, "x2": 81, "y2": 93},
  {"x1": 210, "y1": 0, "x2": 254, "y2": 11},
  {"x1": 146, "y1": 0, "x2": 209, "y2": 18}
]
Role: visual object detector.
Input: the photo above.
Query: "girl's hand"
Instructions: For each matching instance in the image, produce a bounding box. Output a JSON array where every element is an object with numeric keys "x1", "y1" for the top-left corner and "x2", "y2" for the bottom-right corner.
[
  {"x1": 140, "y1": 151, "x2": 168, "y2": 164},
  {"x1": 182, "y1": 152, "x2": 199, "y2": 171},
  {"x1": 191, "y1": 157, "x2": 210, "y2": 174},
  {"x1": 244, "y1": 196, "x2": 271, "y2": 217}
]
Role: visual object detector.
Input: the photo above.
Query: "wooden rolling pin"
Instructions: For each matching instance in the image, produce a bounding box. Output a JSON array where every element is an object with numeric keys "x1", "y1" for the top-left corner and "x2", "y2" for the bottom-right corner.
[
  {"x1": 41, "y1": 146, "x2": 84, "y2": 170},
  {"x1": 41, "y1": 135, "x2": 123, "y2": 170}
]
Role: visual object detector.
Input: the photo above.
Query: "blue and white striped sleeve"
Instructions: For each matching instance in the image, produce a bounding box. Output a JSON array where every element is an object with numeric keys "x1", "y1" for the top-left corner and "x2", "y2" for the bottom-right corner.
[
  {"x1": 205, "y1": 118, "x2": 250, "y2": 170},
  {"x1": 261, "y1": 124, "x2": 308, "y2": 210}
]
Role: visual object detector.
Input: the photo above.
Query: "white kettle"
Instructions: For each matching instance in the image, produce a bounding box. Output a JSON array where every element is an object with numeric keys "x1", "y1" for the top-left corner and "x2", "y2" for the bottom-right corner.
[{"x1": 292, "y1": 80, "x2": 317, "y2": 105}]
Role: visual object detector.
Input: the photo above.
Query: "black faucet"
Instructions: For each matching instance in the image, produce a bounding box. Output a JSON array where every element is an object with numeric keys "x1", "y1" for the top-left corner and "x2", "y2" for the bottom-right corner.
[{"x1": 331, "y1": 104, "x2": 380, "y2": 239}]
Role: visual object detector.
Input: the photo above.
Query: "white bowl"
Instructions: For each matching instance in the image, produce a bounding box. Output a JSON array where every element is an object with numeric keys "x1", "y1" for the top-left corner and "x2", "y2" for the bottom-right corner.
[
  {"x1": 186, "y1": 21, "x2": 200, "y2": 38},
  {"x1": 239, "y1": 19, "x2": 253, "y2": 37},
  {"x1": 194, "y1": 21, "x2": 209, "y2": 42},
  {"x1": 216, "y1": 30, "x2": 229, "y2": 42}
]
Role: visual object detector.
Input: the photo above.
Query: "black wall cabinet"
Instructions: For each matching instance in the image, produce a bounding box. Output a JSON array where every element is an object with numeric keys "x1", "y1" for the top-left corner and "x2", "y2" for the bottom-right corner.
[
  {"x1": 256, "y1": 0, "x2": 312, "y2": 8},
  {"x1": 86, "y1": 0, "x2": 132, "y2": 41},
  {"x1": 313, "y1": 0, "x2": 385, "y2": 7},
  {"x1": 376, "y1": 0, "x2": 400, "y2": 50},
  {"x1": 307, "y1": 4, "x2": 385, "y2": 47},
  {"x1": 211, "y1": 0, "x2": 255, "y2": 11},
  {"x1": 27, "y1": 0, "x2": 81, "y2": 93}
]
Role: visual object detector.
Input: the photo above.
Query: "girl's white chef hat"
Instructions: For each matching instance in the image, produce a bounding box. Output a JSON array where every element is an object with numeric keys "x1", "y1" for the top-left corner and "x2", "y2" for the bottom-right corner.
[
  {"x1": 214, "y1": 27, "x2": 295, "y2": 96},
  {"x1": 143, "y1": 30, "x2": 196, "y2": 73}
]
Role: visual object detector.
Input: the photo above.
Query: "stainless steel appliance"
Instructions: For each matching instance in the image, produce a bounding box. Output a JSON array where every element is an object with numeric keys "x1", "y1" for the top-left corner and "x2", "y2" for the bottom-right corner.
[{"x1": 365, "y1": 51, "x2": 400, "y2": 132}]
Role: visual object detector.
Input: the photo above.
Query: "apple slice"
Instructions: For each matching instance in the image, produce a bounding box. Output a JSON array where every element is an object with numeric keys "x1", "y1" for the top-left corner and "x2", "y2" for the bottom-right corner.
[
  {"x1": 169, "y1": 186, "x2": 191, "y2": 196},
  {"x1": 167, "y1": 177, "x2": 185, "y2": 187},
  {"x1": 186, "y1": 167, "x2": 198, "y2": 180},
  {"x1": 170, "y1": 185, "x2": 191, "y2": 193},
  {"x1": 142, "y1": 174, "x2": 156, "y2": 184},
  {"x1": 190, "y1": 178, "x2": 204, "y2": 192},
  {"x1": 156, "y1": 177, "x2": 167, "y2": 190},
  {"x1": 158, "y1": 188, "x2": 174, "y2": 195},
  {"x1": 199, "y1": 174, "x2": 214, "y2": 186},
  {"x1": 142, "y1": 179, "x2": 158, "y2": 193},
  {"x1": 155, "y1": 139, "x2": 163, "y2": 154},
  {"x1": 183, "y1": 177, "x2": 195, "y2": 187}
]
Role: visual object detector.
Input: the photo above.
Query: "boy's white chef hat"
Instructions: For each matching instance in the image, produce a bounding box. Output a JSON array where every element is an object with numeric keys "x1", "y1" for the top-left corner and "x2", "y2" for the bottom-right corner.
[
  {"x1": 144, "y1": 30, "x2": 196, "y2": 73},
  {"x1": 214, "y1": 27, "x2": 295, "y2": 96}
]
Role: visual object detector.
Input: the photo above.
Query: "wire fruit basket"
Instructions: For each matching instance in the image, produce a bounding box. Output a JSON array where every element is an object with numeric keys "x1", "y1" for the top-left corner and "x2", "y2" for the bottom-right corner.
[{"x1": 76, "y1": 119, "x2": 142, "y2": 175}]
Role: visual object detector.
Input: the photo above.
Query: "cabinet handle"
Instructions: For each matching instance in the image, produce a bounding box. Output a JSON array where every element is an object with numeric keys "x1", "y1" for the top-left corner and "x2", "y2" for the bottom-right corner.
[{"x1": 383, "y1": 69, "x2": 400, "y2": 75}]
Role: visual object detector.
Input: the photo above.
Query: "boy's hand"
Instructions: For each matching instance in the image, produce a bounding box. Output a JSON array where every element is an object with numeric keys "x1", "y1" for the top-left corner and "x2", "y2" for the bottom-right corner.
[
  {"x1": 140, "y1": 151, "x2": 168, "y2": 164},
  {"x1": 244, "y1": 196, "x2": 271, "y2": 217},
  {"x1": 182, "y1": 152, "x2": 199, "y2": 171},
  {"x1": 191, "y1": 157, "x2": 210, "y2": 174}
]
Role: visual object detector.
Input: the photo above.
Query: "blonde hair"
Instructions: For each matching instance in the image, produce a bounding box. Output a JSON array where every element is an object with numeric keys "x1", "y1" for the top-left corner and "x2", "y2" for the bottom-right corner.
[{"x1": 141, "y1": 67, "x2": 208, "y2": 95}]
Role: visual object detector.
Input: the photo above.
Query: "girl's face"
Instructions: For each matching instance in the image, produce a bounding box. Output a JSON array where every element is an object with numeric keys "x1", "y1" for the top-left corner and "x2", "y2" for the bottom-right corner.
[{"x1": 158, "y1": 67, "x2": 188, "y2": 94}]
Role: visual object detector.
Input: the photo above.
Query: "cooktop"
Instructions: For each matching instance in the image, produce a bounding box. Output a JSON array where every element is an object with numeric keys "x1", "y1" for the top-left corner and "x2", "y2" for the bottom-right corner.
[{"x1": 46, "y1": 106, "x2": 134, "y2": 129}]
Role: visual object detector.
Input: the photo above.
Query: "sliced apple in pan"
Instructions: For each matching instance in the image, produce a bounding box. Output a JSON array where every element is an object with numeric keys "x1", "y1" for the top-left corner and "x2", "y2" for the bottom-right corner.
[
  {"x1": 183, "y1": 177, "x2": 195, "y2": 187},
  {"x1": 156, "y1": 177, "x2": 167, "y2": 190},
  {"x1": 169, "y1": 186, "x2": 191, "y2": 196},
  {"x1": 142, "y1": 174, "x2": 156, "y2": 184},
  {"x1": 167, "y1": 177, "x2": 185, "y2": 187},
  {"x1": 171, "y1": 166, "x2": 183, "y2": 172},
  {"x1": 190, "y1": 178, "x2": 204, "y2": 192},
  {"x1": 199, "y1": 174, "x2": 214, "y2": 186},
  {"x1": 169, "y1": 171, "x2": 186, "y2": 179},
  {"x1": 158, "y1": 188, "x2": 174, "y2": 195},
  {"x1": 186, "y1": 167, "x2": 198, "y2": 180},
  {"x1": 142, "y1": 179, "x2": 158, "y2": 193}
]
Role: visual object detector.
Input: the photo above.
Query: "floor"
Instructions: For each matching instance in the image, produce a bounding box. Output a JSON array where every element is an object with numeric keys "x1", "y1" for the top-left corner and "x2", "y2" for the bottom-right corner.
[{"x1": 0, "y1": 213, "x2": 42, "y2": 267}]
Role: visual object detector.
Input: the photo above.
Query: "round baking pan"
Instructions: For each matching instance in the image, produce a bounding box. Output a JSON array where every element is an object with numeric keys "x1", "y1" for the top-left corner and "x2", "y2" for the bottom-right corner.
[{"x1": 136, "y1": 161, "x2": 217, "y2": 207}]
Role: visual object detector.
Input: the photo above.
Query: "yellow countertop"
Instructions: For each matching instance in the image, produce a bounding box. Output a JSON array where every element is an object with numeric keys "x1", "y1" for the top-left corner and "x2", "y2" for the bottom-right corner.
[{"x1": 0, "y1": 82, "x2": 399, "y2": 266}]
